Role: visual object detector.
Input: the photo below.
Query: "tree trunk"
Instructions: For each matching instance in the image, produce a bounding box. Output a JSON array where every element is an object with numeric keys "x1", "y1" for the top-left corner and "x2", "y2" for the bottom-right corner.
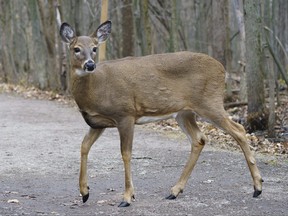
[
  {"x1": 55, "y1": 1, "x2": 68, "y2": 91},
  {"x1": 267, "y1": 54, "x2": 276, "y2": 137},
  {"x1": 37, "y1": 0, "x2": 60, "y2": 90},
  {"x1": 139, "y1": 0, "x2": 151, "y2": 55},
  {"x1": 169, "y1": 0, "x2": 178, "y2": 52},
  {"x1": 0, "y1": 0, "x2": 10, "y2": 82},
  {"x1": 134, "y1": 0, "x2": 142, "y2": 56},
  {"x1": 244, "y1": 0, "x2": 268, "y2": 132},
  {"x1": 224, "y1": 0, "x2": 233, "y2": 99},
  {"x1": 233, "y1": 0, "x2": 247, "y2": 101},
  {"x1": 121, "y1": 0, "x2": 134, "y2": 57},
  {"x1": 211, "y1": 0, "x2": 226, "y2": 65},
  {"x1": 27, "y1": 0, "x2": 48, "y2": 89},
  {"x1": 277, "y1": 0, "x2": 288, "y2": 70},
  {"x1": 99, "y1": 0, "x2": 109, "y2": 62}
]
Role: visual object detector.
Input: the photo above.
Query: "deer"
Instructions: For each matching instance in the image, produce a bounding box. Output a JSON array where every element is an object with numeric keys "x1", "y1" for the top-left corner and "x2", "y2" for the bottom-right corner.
[{"x1": 59, "y1": 20, "x2": 263, "y2": 207}]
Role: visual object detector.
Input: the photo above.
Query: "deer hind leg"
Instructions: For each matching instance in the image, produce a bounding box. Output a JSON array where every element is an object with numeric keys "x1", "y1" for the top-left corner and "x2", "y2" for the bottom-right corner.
[
  {"x1": 117, "y1": 117, "x2": 135, "y2": 207},
  {"x1": 166, "y1": 111, "x2": 207, "y2": 199},
  {"x1": 200, "y1": 107, "x2": 263, "y2": 197},
  {"x1": 79, "y1": 128, "x2": 105, "y2": 203}
]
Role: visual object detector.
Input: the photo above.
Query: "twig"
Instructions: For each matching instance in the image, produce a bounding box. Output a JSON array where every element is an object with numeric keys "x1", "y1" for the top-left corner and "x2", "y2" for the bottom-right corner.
[{"x1": 224, "y1": 101, "x2": 247, "y2": 108}]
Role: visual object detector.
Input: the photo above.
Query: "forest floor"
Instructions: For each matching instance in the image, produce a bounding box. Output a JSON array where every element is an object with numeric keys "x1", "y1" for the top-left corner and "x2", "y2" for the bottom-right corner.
[{"x1": 0, "y1": 85, "x2": 288, "y2": 215}]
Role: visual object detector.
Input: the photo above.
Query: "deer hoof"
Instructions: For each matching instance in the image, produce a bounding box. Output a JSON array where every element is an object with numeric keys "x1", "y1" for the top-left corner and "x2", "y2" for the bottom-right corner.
[
  {"x1": 165, "y1": 194, "x2": 177, "y2": 200},
  {"x1": 253, "y1": 186, "x2": 262, "y2": 198},
  {"x1": 118, "y1": 201, "x2": 130, "y2": 207},
  {"x1": 82, "y1": 193, "x2": 89, "y2": 203}
]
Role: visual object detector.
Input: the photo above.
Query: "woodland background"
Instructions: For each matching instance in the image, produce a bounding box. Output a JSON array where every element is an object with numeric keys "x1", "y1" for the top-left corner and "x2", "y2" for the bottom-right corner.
[{"x1": 0, "y1": 0, "x2": 288, "y2": 141}]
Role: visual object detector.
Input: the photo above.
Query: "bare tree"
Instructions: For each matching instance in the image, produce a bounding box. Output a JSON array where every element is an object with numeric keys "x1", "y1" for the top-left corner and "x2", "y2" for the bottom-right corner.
[
  {"x1": 210, "y1": 0, "x2": 226, "y2": 65},
  {"x1": 233, "y1": 0, "x2": 247, "y2": 101},
  {"x1": 27, "y1": 0, "x2": 48, "y2": 89},
  {"x1": 99, "y1": 0, "x2": 109, "y2": 62},
  {"x1": 140, "y1": 0, "x2": 151, "y2": 55},
  {"x1": 121, "y1": 0, "x2": 134, "y2": 57},
  {"x1": 224, "y1": 0, "x2": 233, "y2": 99},
  {"x1": 244, "y1": 0, "x2": 268, "y2": 131}
]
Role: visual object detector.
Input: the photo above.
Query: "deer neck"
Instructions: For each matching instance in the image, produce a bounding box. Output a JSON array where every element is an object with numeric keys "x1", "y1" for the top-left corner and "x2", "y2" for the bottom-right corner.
[{"x1": 70, "y1": 69, "x2": 98, "y2": 110}]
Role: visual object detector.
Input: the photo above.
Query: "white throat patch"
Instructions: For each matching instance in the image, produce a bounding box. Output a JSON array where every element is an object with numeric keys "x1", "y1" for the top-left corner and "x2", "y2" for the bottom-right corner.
[
  {"x1": 75, "y1": 69, "x2": 94, "y2": 77},
  {"x1": 75, "y1": 69, "x2": 86, "y2": 76}
]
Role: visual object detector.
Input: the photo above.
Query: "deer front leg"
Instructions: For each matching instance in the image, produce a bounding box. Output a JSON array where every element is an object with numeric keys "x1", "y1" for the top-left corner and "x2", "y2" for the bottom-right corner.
[
  {"x1": 79, "y1": 128, "x2": 104, "y2": 203},
  {"x1": 117, "y1": 117, "x2": 135, "y2": 207}
]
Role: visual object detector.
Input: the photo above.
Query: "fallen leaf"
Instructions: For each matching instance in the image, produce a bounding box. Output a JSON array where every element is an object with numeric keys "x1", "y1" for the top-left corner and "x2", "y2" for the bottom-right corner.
[
  {"x1": 7, "y1": 199, "x2": 20, "y2": 204},
  {"x1": 97, "y1": 200, "x2": 107, "y2": 204},
  {"x1": 203, "y1": 179, "x2": 214, "y2": 184}
]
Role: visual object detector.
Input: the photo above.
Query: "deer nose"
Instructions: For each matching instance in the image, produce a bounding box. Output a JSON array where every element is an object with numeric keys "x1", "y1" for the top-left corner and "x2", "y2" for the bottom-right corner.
[{"x1": 84, "y1": 60, "x2": 95, "y2": 71}]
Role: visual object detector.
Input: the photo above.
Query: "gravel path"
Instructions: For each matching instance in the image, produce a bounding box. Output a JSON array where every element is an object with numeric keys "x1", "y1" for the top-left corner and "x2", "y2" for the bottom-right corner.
[{"x1": 0, "y1": 93, "x2": 287, "y2": 216}]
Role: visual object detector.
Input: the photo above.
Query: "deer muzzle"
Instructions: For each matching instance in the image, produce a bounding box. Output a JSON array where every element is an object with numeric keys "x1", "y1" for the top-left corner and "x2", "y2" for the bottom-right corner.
[{"x1": 84, "y1": 60, "x2": 96, "y2": 72}]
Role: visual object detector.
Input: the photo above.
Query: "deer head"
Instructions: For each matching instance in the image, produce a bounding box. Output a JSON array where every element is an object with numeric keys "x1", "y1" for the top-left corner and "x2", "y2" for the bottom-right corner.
[{"x1": 59, "y1": 21, "x2": 112, "y2": 76}]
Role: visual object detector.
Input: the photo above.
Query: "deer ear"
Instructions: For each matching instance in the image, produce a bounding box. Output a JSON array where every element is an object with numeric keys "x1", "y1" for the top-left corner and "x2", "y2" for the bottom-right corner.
[
  {"x1": 92, "y1": 20, "x2": 112, "y2": 44},
  {"x1": 60, "y1": 23, "x2": 76, "y2": 43}
]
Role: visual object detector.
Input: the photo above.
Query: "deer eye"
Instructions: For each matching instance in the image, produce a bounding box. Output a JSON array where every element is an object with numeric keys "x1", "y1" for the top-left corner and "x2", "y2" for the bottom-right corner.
[
  {"x1": 92, "y1": 47, "x2": 97, "y2": 52},
  {"x1": 74, "y1": 47, "x2": 81, "y2": 53}
]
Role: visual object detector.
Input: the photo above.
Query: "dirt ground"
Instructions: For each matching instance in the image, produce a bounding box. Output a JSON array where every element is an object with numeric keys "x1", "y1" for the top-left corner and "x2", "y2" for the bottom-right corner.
[{"x1": 0, "y1": 93, "x2": 288, "y2": 216}]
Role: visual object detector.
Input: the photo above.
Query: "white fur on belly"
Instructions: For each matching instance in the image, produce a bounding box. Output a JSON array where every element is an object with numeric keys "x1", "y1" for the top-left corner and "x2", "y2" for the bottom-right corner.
[{"x1": 136, "y1": 113, "x2": 178, "y2": 125}]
